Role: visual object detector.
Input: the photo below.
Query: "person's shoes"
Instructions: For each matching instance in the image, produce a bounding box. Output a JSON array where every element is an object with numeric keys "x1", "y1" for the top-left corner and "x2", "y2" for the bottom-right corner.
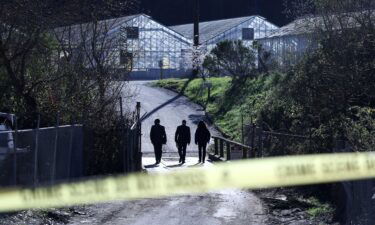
[
  {"x1": 198, "y1": 160, "x2": 201, "y2": 163},
  {"x1": 182, "y1": 160, "x2": 185, "y2": 164},
  {"x1": 179, "y1": 158, "x2": 182, "y2": 163}
]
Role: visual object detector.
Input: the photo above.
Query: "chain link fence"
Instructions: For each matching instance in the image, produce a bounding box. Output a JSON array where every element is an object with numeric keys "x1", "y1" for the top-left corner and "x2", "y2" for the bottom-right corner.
[
  {"x1": 0, "y1": 125, "x2": 83, "y2": 187},
  {"x1": 0, "y1": 101, "x2": 143, "y2": 187},
  {"x1": 244, "y1": 123, "x2": 375, "y2": 225}
]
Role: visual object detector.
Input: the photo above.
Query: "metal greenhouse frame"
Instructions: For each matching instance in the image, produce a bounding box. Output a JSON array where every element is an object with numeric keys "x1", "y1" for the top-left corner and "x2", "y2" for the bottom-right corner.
[{"x1": 120, "y1": 14, "x2": 192, "y2": 79}]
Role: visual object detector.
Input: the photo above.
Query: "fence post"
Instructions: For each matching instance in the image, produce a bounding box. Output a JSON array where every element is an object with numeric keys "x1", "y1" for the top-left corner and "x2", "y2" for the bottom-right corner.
[
  {"x1": 12, "y1": 116, "x2": 18, "y2": 186},
  {"x1": 281, "y1": 136, "x2": 286, "y2": 155},
  {"x1": 67, "y1": 117, "x2": 74, "y2": 179},
  {"x1": 121, "y1": 128, "x2": 129, "y2": 173},
  {"x1": 130, "y1": 131, "x2": 134, "y2": 172},
  {"x1": 119, "y1": 97, "x2": 127, "y2": 173},
  {"x1": 242, "y1": 147, "x2": 247, "y2": 159},
  {"x1": 127, "y1": 131, "x2": 133, "y2": 172},
  {"x1": 132, "y1": 130, "x2": 137, "y2": 171},
  {"x1": 134, "y1": 129, "x2": 139, "y2": 171},
  {"x1": 125, "y1": 130, "x2": 130, "y2": 172},
  {"x1": 226, "y1": 142, "x2": 231, "y2": 160},
  {"x1": 51, "y1": 113, "x2": 59, "y2": 183},
  {"x1": 219, "y1": 139, "x2": 224, "y2": 158},
  {"x1": 214, "y1": 138, "x2": 218, "y2": 155},
  {"x1": 250, "y1": 123, "x2": 256, "y2": 158},
  {"x1": 33, "y1": 114, "x2": 40, "y2": 185},
  {"x1": 308, "y1": 128, "x2": 312, "y2": 153},
  {"x1": 136, "y1": 102, "x2": 142, "y2": 170},
  {"x1": 241, "y1": 114, "x2": 244, "y2": 144},
  {"x1": 257, "y1": 127, "x2": 263, "y2": 157},
  {"x1": 119, "y1": 97, "x2": 123, "y2": 118}
]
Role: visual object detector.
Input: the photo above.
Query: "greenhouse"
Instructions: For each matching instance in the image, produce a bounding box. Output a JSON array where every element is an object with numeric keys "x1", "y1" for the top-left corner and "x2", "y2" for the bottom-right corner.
[
  {"x1": 57, "y1": 14, "x2": 280, "y2": 79},
  {"x1": 257, "y1": 12, "x2": 372, "y2": 67},
  {"x1": 56, "y1": 14, "x2": 192, "y2": 79},
  {"x1": 119, "y1": 14, "x2": 192, "y2": 79},
  {"x1": 170, "y1": 16, "x2": 279, "y2": 50},
  {"x1": 257, "y1": 18, "x2": 316, "y2": 67}
]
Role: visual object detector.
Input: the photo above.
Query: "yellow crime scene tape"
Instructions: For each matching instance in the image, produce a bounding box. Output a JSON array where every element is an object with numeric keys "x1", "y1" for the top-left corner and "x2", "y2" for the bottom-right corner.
[{"x1": 0, "y1": 152, "x2": 375, "y2": 212}]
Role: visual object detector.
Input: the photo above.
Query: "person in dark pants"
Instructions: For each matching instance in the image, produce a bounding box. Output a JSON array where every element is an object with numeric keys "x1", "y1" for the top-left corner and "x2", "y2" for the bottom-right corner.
[
  {"x1": 194, "y1": 121, "x2": 211, "y2": 163},
  {"x1": 150, "y1": 119, "x2": 167, "y2": 164},
  {"x1": 175, "y1": 120, "x2": 191, "y2": 164}
]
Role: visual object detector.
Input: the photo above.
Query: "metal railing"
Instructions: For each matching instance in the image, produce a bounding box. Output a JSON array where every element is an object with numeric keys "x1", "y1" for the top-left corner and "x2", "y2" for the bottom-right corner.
[
  {"x1": 244, "y1": 123, "x2": 313, "y2": 157},
  {"x1": 122, "y1": 102, "x2": 144, "y2": 172},
  {"x1": 212, "y1": 136, "x2": 252, "y2": 161}
]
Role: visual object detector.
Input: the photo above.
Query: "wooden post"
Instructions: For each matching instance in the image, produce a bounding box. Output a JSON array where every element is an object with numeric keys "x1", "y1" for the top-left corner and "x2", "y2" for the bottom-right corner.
[
  {"x1": 242, "y1": 146, "x2": 247, "y2": 159},
  {"x1": 214, "y1": 138, "x2": 218, "y2": 155},
  {"x1": 219, "y1": 139, "x2": 224, "y2": 158},
  {"x1": 226, "y1": 142, "x2": 231, "y2": 160}
]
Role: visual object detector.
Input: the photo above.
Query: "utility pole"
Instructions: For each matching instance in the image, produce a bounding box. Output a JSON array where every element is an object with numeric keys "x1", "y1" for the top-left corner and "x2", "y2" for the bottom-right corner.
[
  {"x1": 192, "y1": 0, "x2": 200, "y2": 78},
  {"x1": 159, "y1": 59, "x2": 164, "y2": 80},
  {"x1": 253, "y1": 0, "x2": 260, "y2": 15}
]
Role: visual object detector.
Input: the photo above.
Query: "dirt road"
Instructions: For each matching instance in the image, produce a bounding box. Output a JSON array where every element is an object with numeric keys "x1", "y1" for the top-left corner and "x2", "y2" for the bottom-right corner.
[{"x1": 68, "y1": 81, "x2": 267, "y2": 225}]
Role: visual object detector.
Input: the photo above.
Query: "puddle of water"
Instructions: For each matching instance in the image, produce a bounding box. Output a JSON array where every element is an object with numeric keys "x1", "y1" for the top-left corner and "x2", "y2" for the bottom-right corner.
[{"x1": 213, "y1": 207, "x2": 236, "y2": 220}]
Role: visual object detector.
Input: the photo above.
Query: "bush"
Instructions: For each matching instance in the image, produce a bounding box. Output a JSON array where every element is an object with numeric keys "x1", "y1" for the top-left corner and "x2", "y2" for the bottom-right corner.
[
  {"x1": 203, "y1": 40, "x2": 257, "y2": 79},
  {"x1": 258, "y1": 16, "x2": 375, "y2": 153}
]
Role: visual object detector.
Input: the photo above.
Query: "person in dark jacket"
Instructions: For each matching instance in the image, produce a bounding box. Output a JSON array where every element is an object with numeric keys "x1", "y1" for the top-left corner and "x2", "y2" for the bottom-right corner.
[
  {"x1": 150, "y1": 119, "x2": 167, "y2": 164},
  {"x1": 195, "y1": 121, "x2": 211, "y2": 163},
  {"x1": 175, "y1": 120, "x2": 191, "y2": 164}
]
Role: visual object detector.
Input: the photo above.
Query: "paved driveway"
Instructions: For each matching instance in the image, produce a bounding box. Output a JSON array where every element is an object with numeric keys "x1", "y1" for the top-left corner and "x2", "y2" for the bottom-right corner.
[
  {"x1": 69, "y1": 157, "x2": 266, "y2": 225},
  {"x1": 131, "y1": 81, "x2": 221, "y2": 157},
  {"x1": 68, "y1": 81, "x2": 266, "y2": 225}
]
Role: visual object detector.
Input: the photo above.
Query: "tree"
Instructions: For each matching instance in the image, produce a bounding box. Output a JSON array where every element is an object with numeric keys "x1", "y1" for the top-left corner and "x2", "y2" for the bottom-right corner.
[
  {"x1": 203, "y1": 40, "x2": 257, "y2": 79},
  {"x1": 0, "y1": 1, "x2": 139, "y2": 175},
  {"x1": 261, "y1": 0, "x2": 375, "y2": 152},
  {"x1": 0, "y1": 0, "x2": 137, "y2": 127}
]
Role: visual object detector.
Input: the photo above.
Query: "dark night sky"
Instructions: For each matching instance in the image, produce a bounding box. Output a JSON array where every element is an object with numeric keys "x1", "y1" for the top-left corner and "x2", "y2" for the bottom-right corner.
[{"x1": 138, "y1": 0, "x2": 291, "y2": 27}]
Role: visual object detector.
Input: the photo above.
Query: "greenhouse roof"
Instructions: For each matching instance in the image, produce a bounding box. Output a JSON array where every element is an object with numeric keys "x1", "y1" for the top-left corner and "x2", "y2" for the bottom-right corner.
[
  {"x1": 265, "y1": 10, "x2": 375, "y2": 38},
  {"x1": 57, "y1": 14, "x2": 143, "y2": 31},
  {"x1": 55, "y1": 13, "x2": 191, "y2": 44},
  {"x1": 264, "y1": 18, "x2": 315, "y2": 38},
  {"x1": 54, "y1": 14, "x2": 143, "y2": 43},
  {"x1": 170, "y1": 15, "x2": 265, "y2": 43}
]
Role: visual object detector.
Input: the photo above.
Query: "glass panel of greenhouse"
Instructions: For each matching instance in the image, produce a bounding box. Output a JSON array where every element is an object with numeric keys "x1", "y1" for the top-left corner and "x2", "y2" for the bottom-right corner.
[
  {"x1": 55, "y1": 14, "x2": 193, "y2": 79},
  {"x1": 58, "y1": 14, "x2": 281, "y2": 79},
  {"x1": 169, "y1": 16, "x2": 279, "y2": 51},
  {"x1": 258, "y1": 18, "x2": 318, "y2": 68},
  {"x1": 120, "y1": 14, "x2": 192, "y2": 79}
]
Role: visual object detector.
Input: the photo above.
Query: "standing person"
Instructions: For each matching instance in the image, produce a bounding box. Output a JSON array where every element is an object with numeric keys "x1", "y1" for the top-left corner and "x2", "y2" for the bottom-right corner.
[
  {"x1": 175, "y1": 120, "x2": 191, "y2": 164},
  {"x1": 150, "y1": 119, "x2": 167, "y2": 164},
  {"x1": 194, "y1": 121, "x2": 211, "y2": 163}
]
